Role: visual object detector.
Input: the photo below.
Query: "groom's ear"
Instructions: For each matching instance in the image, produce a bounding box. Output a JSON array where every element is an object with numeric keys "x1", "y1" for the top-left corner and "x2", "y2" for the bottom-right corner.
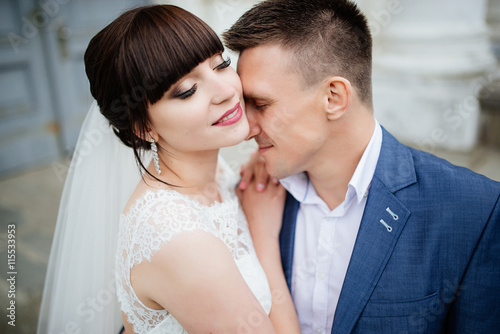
[{"x1": 323, "y1": 76, "x2": 352, "y2": 121}]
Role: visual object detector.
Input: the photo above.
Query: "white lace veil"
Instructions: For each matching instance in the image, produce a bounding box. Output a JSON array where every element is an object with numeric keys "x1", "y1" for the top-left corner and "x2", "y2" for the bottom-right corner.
[{"x1": 37, "y1": 101, "x2": 147, "y2": 333}]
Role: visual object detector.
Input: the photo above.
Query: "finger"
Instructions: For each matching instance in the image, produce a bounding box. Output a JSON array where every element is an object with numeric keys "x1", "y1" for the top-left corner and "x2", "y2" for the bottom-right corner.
[
  {"x1": 238, "y1": 170, "x2": 253, "y2": 190},
  {"x1": 254, "y1": 158, "x2": 270, "y2": 192}
]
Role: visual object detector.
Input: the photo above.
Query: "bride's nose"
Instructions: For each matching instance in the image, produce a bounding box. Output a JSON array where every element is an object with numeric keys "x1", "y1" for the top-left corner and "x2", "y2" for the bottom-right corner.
[{"x1": 210, "y1": 76, "x2": 237, "y2": 105}]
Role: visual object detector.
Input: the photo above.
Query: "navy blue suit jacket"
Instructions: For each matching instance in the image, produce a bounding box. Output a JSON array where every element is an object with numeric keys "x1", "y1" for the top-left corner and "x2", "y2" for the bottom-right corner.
[{"x1": 280, "y1": 128, "x2": 500, "y2": 333}]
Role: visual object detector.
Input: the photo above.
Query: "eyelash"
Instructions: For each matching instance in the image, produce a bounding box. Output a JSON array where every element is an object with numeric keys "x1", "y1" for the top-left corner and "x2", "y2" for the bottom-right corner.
[
  {"x1": 175, "y1": 57, "x2": 231, "y2": 100},
  {"x1": 214, "y1": 56, "x2": 231, "y2": 70},
  {"x1": 176, "y1": 84, "x2": 197, "y2": 100},
  {"x1": 253, "y1": 100, "x2": 269, "y2": 110}
]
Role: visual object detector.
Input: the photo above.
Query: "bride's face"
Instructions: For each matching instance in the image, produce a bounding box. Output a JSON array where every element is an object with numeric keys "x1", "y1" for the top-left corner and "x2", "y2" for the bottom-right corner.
[{"x1": 147, "y1": 53, "x2": 249, "y2": 154}]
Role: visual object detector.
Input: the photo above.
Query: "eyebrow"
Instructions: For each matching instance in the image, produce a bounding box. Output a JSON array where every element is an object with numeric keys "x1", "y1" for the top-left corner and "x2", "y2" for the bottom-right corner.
[{"x1": 244, "y1": 93, "x2": 273, "y2": 103}]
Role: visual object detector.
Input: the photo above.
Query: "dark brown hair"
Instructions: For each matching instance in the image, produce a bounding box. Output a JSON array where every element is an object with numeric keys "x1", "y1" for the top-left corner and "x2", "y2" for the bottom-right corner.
[
  {"x1": 84, "y1": 5, "x2": 224, "y2": 180},
  {"x1": 223, "y1": 0, "x2": 373, "y2": 106}
]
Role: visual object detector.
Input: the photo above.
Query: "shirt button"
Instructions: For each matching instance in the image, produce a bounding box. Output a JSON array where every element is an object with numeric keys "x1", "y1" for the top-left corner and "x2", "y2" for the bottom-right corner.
[
  {"x1": 319, "y1": 272, "x2": 327, "y2": 280},
  {"x1": 315, "y1": 327, "x2": 323, "y2": 334}
]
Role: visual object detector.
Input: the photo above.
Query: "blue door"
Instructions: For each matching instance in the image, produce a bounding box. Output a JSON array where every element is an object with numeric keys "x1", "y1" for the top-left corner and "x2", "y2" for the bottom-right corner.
[
  {"x1": 0, "y1": 0, "x2": 59, "y2": 176},
  {"x1": 0, "y1": 0, "x2": 150, "y2": 177}
]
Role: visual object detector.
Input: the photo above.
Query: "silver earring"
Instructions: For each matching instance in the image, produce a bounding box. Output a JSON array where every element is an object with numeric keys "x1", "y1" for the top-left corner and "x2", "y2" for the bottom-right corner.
[{"x1": 151, "y1": 138, "x2": 161, "y2": 175}]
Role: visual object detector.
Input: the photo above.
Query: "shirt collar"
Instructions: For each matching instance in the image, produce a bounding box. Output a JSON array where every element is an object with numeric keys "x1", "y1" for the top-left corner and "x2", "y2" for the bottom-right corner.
[
  {"x1": 350, "y1": 120, "x2": 382, "y2": 203},
  {"x1": 279, "y1": 171, "x2": 311, "y2": 203},
  {"x1": 280, "y1": 120, "x2": 383, "y2": 206}
]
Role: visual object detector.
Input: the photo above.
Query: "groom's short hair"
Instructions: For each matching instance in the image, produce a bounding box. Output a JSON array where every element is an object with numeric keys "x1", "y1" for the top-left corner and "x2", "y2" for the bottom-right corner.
[{"x1": 223, "y1": 0, "x2": 373, "y2": 106}]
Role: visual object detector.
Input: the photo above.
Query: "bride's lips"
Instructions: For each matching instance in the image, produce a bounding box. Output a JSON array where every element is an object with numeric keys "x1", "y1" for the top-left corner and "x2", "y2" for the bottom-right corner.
[{"x1": 212, "y1": 102, "x2": 242, "y2": 126}]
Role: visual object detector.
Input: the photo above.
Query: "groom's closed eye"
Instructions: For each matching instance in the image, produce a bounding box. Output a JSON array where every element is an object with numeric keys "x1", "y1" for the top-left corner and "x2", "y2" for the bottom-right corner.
[{"x1": 245, "y1": 96, "x2": 273, "y2": 112}]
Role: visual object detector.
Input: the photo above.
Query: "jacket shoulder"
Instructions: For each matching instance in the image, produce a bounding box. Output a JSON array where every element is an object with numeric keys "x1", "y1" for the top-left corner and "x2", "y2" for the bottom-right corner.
[{"x1": 407, "y1": 146, "x2": 500, "y2": 198}]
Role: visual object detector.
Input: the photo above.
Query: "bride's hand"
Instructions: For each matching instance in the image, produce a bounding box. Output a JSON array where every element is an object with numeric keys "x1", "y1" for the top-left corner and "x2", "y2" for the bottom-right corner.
[
  {"x1": 238, "y1": 151, "x2": 279, "y2": 192},
  {"x1": 237, "y1": 176, "x2": 286, "y2": 241}
]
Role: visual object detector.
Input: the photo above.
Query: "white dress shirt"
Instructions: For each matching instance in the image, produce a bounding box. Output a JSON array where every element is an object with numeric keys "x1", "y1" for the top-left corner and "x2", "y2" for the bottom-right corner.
[{"x1": 280, "y1": 121, "x2": 382, "y2": 334}]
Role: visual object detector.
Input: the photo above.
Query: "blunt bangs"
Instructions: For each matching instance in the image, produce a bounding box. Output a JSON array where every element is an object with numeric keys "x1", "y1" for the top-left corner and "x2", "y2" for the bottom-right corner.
[{"x1": 120, "y1": 6, "x2": 224, "y2": 106}]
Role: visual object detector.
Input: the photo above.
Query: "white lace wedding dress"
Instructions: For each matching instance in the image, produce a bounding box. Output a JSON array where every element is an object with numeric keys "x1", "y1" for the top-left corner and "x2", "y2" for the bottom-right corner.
[{"x1": 115, "y1": 158, "x2": 272, "y2": 334}]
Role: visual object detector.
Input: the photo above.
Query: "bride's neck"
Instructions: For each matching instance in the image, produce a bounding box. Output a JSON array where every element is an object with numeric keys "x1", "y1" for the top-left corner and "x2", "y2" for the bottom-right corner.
[{"x1": 149, "y1": 149, "x2": 221, "y2": 199}]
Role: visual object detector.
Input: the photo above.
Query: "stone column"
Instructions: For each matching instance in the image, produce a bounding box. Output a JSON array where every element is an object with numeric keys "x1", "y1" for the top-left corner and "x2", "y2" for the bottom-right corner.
[
  {"x1": 487, "y1": 0, "x2": 500, "y2": 60},
  {"x1": 478, "y1": 0, "x2": 500, "y2": 148},
  {"x1": 357, "y1": 0, "x2": 496, "y2": 152}
]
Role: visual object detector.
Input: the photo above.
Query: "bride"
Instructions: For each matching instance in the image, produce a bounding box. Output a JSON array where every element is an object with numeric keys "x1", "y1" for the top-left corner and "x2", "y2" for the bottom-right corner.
[{"x1": 37, "y1": 5, "x2": 299, "y2": 334}]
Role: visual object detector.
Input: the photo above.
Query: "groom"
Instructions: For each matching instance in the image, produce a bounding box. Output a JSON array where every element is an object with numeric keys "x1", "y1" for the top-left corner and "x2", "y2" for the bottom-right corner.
[{"x1": 224, "y1": 0, "x2": 500, "y2": 333}]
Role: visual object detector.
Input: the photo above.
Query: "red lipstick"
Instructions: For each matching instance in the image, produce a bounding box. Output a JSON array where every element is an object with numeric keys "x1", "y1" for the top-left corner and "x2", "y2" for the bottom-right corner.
[{"x1": 212, "y1": 102, "x2": 242, "y2": 126}]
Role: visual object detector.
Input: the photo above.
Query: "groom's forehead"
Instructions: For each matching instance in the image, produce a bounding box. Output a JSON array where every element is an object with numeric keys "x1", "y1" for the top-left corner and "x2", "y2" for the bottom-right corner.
[{"x1": 237, "y1": 47, "x2": 300, "y2": 96}]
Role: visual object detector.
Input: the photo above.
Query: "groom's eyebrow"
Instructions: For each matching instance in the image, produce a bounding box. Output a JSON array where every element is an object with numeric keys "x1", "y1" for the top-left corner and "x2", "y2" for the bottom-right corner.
[
  {"x1": 243, "y1": 92, "x2": 259, "y2": 100},
  {"x1": 243, "y1": 93, "x2": 273, "y2": 103}
]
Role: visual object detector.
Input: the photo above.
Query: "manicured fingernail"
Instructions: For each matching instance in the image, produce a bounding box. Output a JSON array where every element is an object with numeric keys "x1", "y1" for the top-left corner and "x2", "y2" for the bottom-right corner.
[
  {"x1": 257, "y1": 183, "x2": 265, "y2": 191},
  {"x1": 272, "y1": 178, "x2": 279, "y2": 184},
  {"x1": 239, "y1": 182, "x2": 247, "y2": 189}
]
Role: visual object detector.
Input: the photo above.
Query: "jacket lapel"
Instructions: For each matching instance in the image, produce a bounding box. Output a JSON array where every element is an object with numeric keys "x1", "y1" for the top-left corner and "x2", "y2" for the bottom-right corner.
[
  {"x1": 332, "y1": 128, "x2": 416, "y2": 333},
  {"x1": 280, "y1": 191, "x2": 300, "y2": 292}
]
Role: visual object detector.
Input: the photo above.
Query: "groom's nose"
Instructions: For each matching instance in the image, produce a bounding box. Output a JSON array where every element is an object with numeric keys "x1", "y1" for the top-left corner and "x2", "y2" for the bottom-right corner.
[{"x1": 245, "y1": 107, "x2": 262, "y2": 141}]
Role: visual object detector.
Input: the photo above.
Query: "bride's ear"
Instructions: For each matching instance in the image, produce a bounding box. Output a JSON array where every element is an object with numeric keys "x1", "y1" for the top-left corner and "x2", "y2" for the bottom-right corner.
[
  {"x1": 133, "y1": 122, "x2": 158, "y2": 143},
  {"x1": 147, "y1": 132, "x2": 159, "y2": 143}
]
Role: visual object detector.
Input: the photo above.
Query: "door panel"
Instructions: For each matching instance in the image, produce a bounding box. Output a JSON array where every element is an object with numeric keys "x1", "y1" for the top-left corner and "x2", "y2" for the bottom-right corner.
[
  {"x1": 0, "y1": 0, "x2": 59, "y2": 176},
  {"x1": 0, "y1": 0, "x2": 151, "y2": 177},
  {"x1": 42, "y1": 0, "x2": 150, "y2": 153}
]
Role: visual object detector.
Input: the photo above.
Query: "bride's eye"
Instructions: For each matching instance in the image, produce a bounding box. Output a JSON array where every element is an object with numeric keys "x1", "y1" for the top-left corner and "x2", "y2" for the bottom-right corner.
[
  {"x1": 214, "y1": 56, "x2": 231, "y2": 70},
  {"x1": 174, "y1": 84, "x2": 197, "y2": 100}
]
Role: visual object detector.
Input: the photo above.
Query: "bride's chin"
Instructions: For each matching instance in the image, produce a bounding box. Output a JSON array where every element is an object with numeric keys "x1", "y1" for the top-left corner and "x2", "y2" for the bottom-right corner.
[
  {"x1": 204, "y1": 120, "x2": 248, "y2": 149},
  {"x1": 220, "y1": 135, "x2": 248, "y2": 149},
  {"x1": 231, "y1": 126, "x2": 250, "y2": 146}
]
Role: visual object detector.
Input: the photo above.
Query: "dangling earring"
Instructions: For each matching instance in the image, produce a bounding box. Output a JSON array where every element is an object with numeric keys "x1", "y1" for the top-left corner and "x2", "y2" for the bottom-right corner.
[{"x1": 151, "y1": 138, "x2": 161, "y2": 175}]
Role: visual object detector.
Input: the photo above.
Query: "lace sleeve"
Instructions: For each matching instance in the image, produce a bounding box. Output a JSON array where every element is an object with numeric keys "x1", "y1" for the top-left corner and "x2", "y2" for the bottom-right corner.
[
  {"x1": 116, "y1": 190, "x2": 223, "y2": 334},
  {"x1": 115, "y1": 157, "x2": 264, "y2": 334},
  {"x1": 119, "y1": 190, "x2": 221, "y2": 268}
]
